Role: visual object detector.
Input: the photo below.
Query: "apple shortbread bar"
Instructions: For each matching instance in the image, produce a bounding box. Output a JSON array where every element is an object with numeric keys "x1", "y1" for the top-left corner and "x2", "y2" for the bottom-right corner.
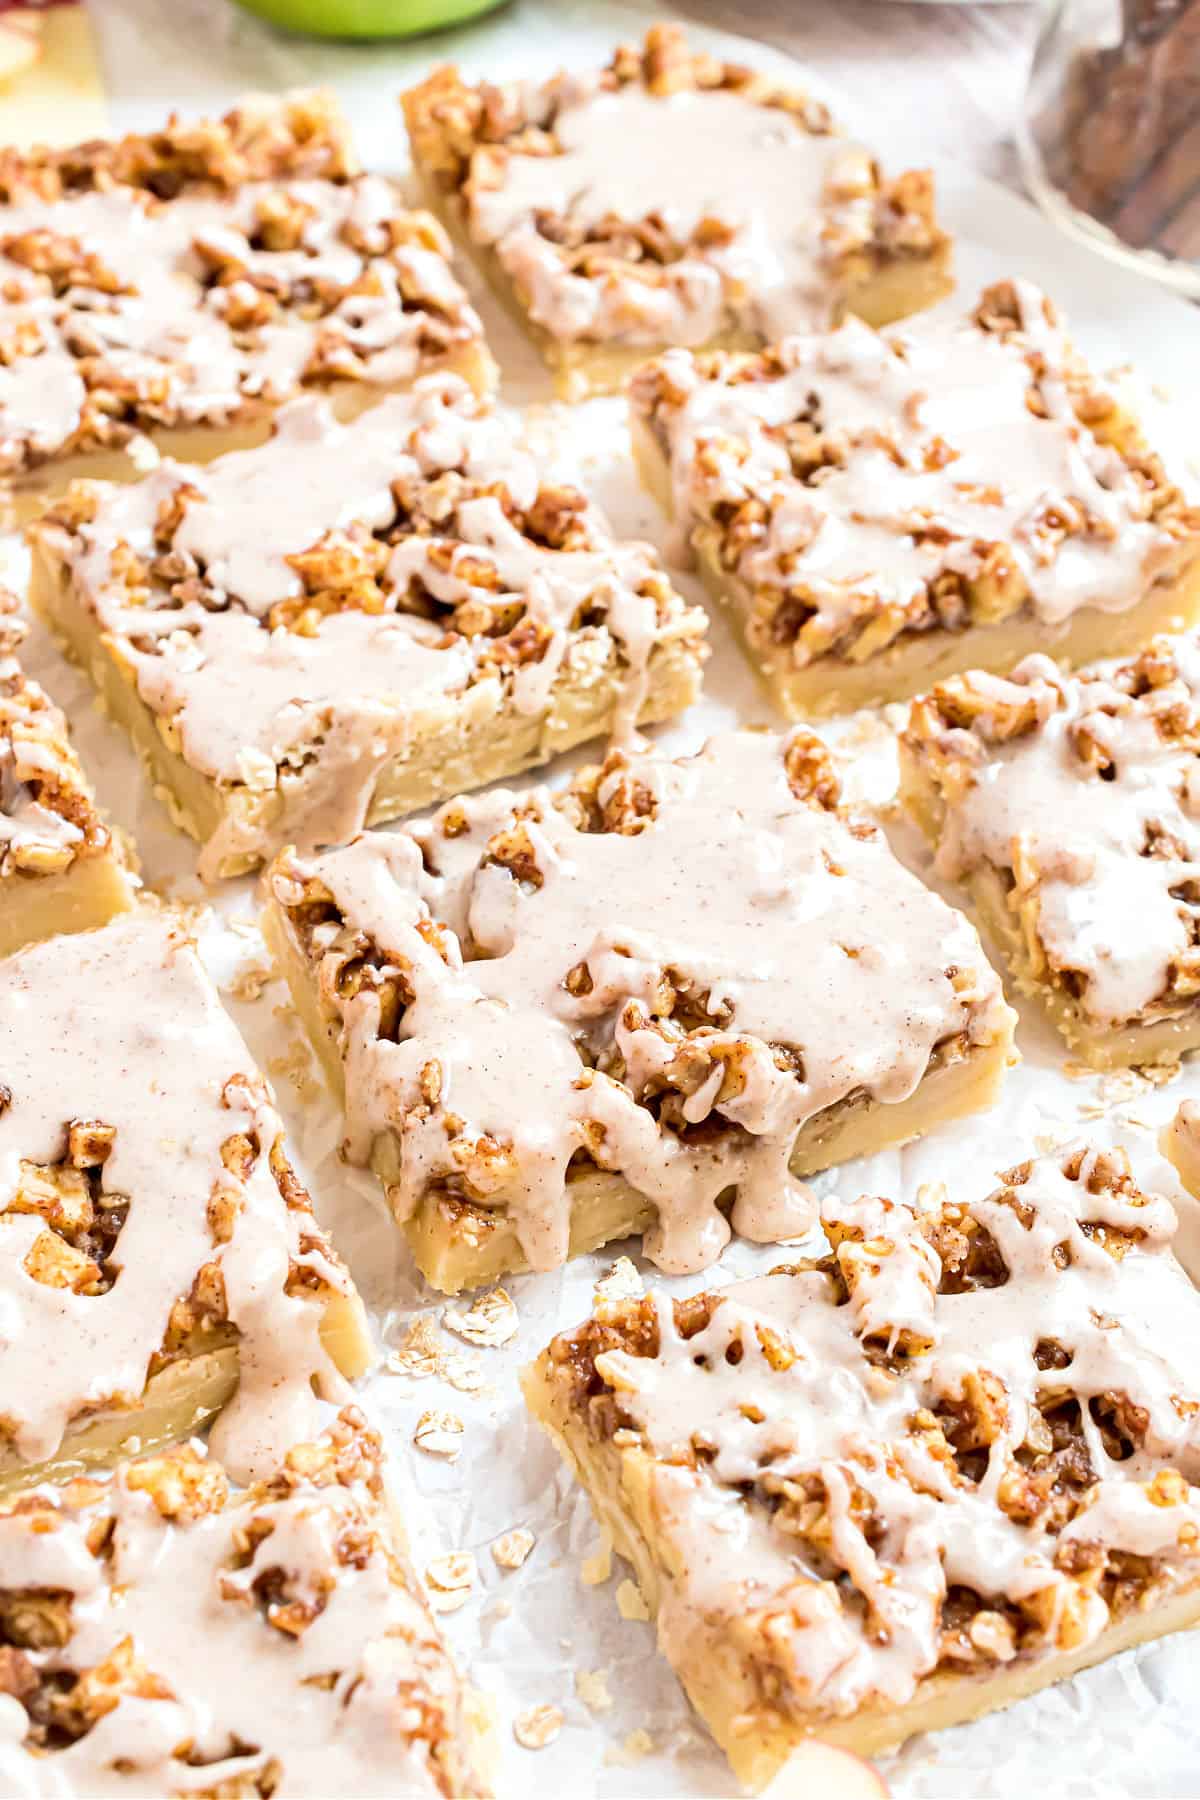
[
  {"x1": 264, "y1": 728, "x2": 1014, "y2": 1293},
  {"x1": 28, "y1": 375, "x2": 706, "y2": 880},
  {"x1": 526, "y1": 1142, "x2": 1200, "y2": 1789},
  {"x1": 0, "y1": 91, "x2": 494, "y2": 505},
  {"x1": 401, "y1": 24, "x2": 951, "y2": 401},
  {"x1": 0, "y1": 1408, "x2": 492, "y2": 1797},
  {"x1": 630, "y1": 279, "x2": 1200, "y2": 716},
  {"x1": 0, "y1": 603, "x2": 134, "y2": 957},
  {"x1": 0, "y1": 910, "x2": 371, "y2": 1495},
  {"x1": 901, "y1": 637, "x2": 1200, "y2": 1069}
]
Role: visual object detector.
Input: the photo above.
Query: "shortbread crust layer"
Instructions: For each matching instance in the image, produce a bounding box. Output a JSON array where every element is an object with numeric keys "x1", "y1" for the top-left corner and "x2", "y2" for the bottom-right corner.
[
  {"x1": 265, "y1": 728, "x2": 1014, "y2": 1293},
  {"x1": 528, "y1": 1142, "x2": 1200, "y2": 1788},
  {"x1": 631, "y1": 280, "x2": 1200, "y2": 716},
  {"x1": 901, "y1": 638, "x2": 1200, "y2": 1068},
  {"x1": 0, "y1": 1410, "x2": 492, "y2": 1798},
  {"x1": 0, "y1": 605, "x2": 135, "y2": 958},
  {"x1": 402, "y1": 25, "x2": 951, "y2": 400},
  {"x1": 0, "y1": 90, "x2": 495, "y2": 502},
  {"x1": 29, "y1": 376, "x2": 706, "y2": 879},
  {"x1": 0, "y1": 911, "x2": 371, "y2": 1494}
]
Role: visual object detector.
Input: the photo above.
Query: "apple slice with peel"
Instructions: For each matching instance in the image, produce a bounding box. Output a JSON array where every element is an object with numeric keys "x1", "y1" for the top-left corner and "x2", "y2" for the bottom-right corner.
[
  {"x1": 0, "y1": 13, "x2": 41, "y2": 87},
  {"x1": 761, "y1": 1740, "x2": 890, "y2": 1800}
]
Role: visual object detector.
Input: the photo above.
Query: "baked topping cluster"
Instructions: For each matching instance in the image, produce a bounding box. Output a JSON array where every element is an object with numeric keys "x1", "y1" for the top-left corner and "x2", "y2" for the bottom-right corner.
[
  {"x1": 0, "y1": 1411, "x2": 486, "y2": 1798},
  {"x1": 0, "y1": 92, "x2": 486, "y2": 473},
  {"x1": 0, "y1": 90, "x2": 356, "y2": 202},
  {"x1": 38, "y1": 374, "x2": 702, "y2": 876},
  {"x1": 904, "y1": 637, "x2": 1200, "y2": 1027},
  {"x1": 631, "y1": 280, "x2": 1199, "y2": 667},
  {"x1": 269, "y1": 729, "x2": 1009, "y2": 1275},
  {"x1": 403, "y1": 24, "x2": 945, "y2": 348},
  {"x1": 0, "y1": 912, "x2": 357, "y2": 1480},
  {"x1": 0, "y1": 604, "x2": 108, "y2": 882},
  {"x1": 550, "y1": 1142, "x2": 1200, "y2": 1717}
]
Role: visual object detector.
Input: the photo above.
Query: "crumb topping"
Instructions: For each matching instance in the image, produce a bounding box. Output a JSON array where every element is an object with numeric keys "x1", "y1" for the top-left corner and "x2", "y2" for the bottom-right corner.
[
  {"x1": 0, "y1": 91, "x2": 355, "y2": 204},
  {"x1": 402, "y1": 24, "x2": 944, "y2": 348},
  {"x1": 0, "y1": 911, "x2": 357, "y2": 1480},
  {"x1": 0, "y1": 1411, "x2": 487, "y2": 1797},
  {"x1": 631, "y1": 280, "x2": 1199, "y2": 666},
  {"x1": 547, "y1": 1143, "x2": 1200, "y2": 1721},
  {"x1": 0, "y1": 606, "x2": 108, "y2": 882},
  {"x1": 38, "y1": 375, "x2": 703, "y2": 878},
  {"x1": 904, "y1": 636, "x2": 1200, "y2": 1026},
  {"x1": 0, "y1": 93, "x2": 485, "y2": 474},
  {"x1": 269, "y1": 729, "x2": 1010, "y2": 1276}
]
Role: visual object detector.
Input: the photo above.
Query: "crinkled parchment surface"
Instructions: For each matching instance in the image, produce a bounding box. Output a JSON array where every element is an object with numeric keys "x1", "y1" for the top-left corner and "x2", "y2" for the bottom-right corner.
[{"x1": 13, "y1": 2, "x2": 1200, "y2": 1792}]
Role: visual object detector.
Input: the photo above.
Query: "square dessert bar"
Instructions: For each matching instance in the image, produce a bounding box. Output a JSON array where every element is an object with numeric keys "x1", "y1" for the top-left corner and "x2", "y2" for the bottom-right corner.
[
  {"x1": 28, "y1": 375, "x2": 707, "y2": 880},
  {"x1": 0, "y1": 1410, "x2": 492, "y2": 1798},
  {"x1": 631, "y1": 279, "x2": 1200, "y2": 716},
  {"x1": 901, "y1": 637, "x2": 1200, "y2": 1069},
  {"x1": 526, "y1": 1140, "x2": 1200, "y2": 1789},
  {"x1": 0, "y1": 909, "x2": 371, "y2": 1495},
  {"x1": 0, "y1": 90, "x2": 494, "y2": 504},
  {"x1": 402, "y1": 24, "x2": 951, "y2": 400},
  {"x1": 0, "y1": 603, "x2": 134, "y2": 957},
  {"x1": 264, "y1": 728, "x2": 1014, "y2": 1294}
]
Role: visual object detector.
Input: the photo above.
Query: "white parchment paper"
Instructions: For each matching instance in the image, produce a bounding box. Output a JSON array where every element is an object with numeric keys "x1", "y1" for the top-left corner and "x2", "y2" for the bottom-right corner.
[{"x1": 13, "y1": 3, "x2": 1200, "y2": 1791}]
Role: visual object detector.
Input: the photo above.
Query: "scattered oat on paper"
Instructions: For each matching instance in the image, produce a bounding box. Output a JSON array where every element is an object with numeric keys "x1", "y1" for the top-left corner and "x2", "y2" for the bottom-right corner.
[
  {"x1": 575, "y1": 1667, "x2": 613, "y2": 1714},
  {"x1": 386, "y1": 1316, "x2": 444, "y2": 1380},
  {"x1": 222, "y1": 960, "x2": 273, "y2": 1003},
  {"x1": 605, "y1": 1728, "x2": 655, "y2": 1767},
  {"x1": 162, "y1": 892, "x2": 211, "y2": 932},
  {"x1": 443, "y1": 1286, "x2": 519, "y2": 1348},
  {"x1": 443, "y1": 1350, "x2": 487, "y2": 1394},
  {"x1": 266, "y1": 1035, "x2": 321, "y2": 1104},
  {"x1": 1066, "y1": 1064, "x2": 1180, "y2": 1113},
  {"x1": 492, "y1": 1527, "x2": 535, "y2": 1570},
  {"x1": 413, "y1": 1408, "x2": 464, "y2": 1460},
  {"x1": 513, "y1": 1703, "x2": 564, "y2": 1750},
  {"x1": 425, "y1": 1551, "x2": 477, "y2": 1613},
  {"x1": 386, "y1": 1315, "x2": 487, "y2": 1393}
]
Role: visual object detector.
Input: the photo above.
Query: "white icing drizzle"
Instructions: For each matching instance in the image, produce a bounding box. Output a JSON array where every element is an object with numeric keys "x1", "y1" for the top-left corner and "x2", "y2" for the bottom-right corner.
[
  {"x1": 467, "y1": 82, "x2": 882, "y2": 346},
  {"x1": 0, "y1": 1416, "x2": 484, "y2": 1797},
  {"x1": 271, "y1": 729, "x2": 1009, "y2": 1275},
  {"x1": 0, "y1": 912, "x2": 357, "y2": 1481},
  {"x1": 0, "y1": 174, "x2": 484, "y2": 472},
  {"x1": 0, "y1": 649, "x2": 90, "y2": 879},
  {"x1": 910, "y1": 640, "x2": 1200, "y2": 1025},
  {"x1": 582, "y1": 1145, "x2": 1200, "y2": 1719},
  {"x1": 43, "y1": 376, "x2": 699, "y2": 876},
  {"x1": 633, "y1": 282, "x2": 1192, "y2": 657}
]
